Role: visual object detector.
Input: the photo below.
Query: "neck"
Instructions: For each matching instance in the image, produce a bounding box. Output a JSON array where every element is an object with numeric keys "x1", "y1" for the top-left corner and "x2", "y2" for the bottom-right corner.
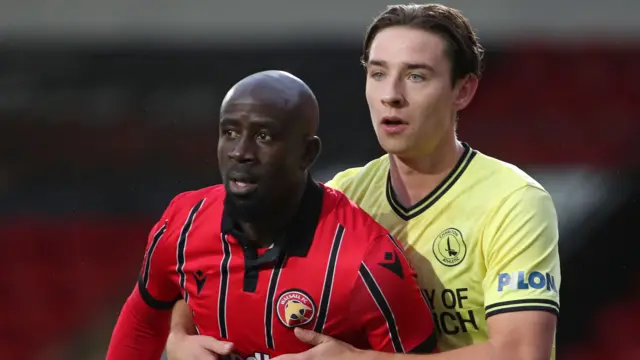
[
  {"x1": 239, "y1": 174, "x2": 308, "y2": 248},
  {"x1": 389, "y1": 135, "x2": 464, "y2": 208}
]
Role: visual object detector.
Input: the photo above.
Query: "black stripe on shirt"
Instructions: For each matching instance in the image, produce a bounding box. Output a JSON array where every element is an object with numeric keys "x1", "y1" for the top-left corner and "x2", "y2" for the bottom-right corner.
[
  {"x1": 386, "y1": 234, "x2": 410, "y2": 265},
  {"x1": 313, "y1": 224, "x2": 345, "y2": 333},
  {"x1": 359, "y1": 262, "x2": 404, "y2": 353},
  {"x1": 485, "y1": 298, "x2": 560, "y2": 318},
  {"x1": 176, "y1": 198, "x2": 206, "y2": 304},
  {"x1": 137, "y1": 275, "x2": 182, "y2": 310},
  {"x1": 136, "y1": 221, "x2": 179, "y2": 310},
  {"x1": 408, "y1": 332, "x2": 438, "y2": 354},
  {"x1": 485, "y1": 298, "x2": 560, "y2": 311},
  {"x1": 265, "y1": 261, "x2": 284, "y2": 349},
  {"x1": 486, "y1": 305, "x2": 559, "y2": 318},
  {"x1": 218, "y1": 233, "x2": 232, "y2": 338},
  {"x1": 142, "y1": 221, "x2": 167, "y2": 287}
]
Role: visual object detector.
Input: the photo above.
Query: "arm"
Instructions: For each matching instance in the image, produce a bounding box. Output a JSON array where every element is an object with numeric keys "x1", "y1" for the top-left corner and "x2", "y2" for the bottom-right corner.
[
  {"x1": 106, "y1": 201, "x2": 184, "y2": 360},
  {"x1": 367, "y1": 186, "x2": 561, "y2": 360},
  {"x1": 106, "y1": 288, "x2": 173, "y2": 360},
  {"x1": 164, "y1": 300, "x2": 235, "y2": 360},
  {"x1": 351, "y1": 233, "x2": 437, "y2": 353},
  {"x1": 169, "y1": 299, "x2": 197, "y2": 335},
  {"x1": 476, "y1": 185, "x2": 560, "y2": 359},
  {"x1": 366, "y1": 313, "x2": 556, "y2": 360}
]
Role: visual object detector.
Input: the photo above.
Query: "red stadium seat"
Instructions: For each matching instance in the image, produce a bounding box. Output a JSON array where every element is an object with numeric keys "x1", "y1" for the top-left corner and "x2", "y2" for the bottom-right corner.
[
  {"x1": 462, "y1": 45, "x2": 639, "y2": 166},
  {"x1": 0, "y1": 218, "x2": 151, "y2": 359}
]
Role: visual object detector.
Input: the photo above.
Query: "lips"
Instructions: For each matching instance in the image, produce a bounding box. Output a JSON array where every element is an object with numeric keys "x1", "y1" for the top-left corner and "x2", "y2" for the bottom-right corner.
[
  {"x1": 380, "y1": 116, "x2": 409, "y2": 134},
  {"x1": 228, "y1": 179, "x2": 258, "y2": 196},
  {"x1": 381, "y1": 116, "x2": 407, "y2": 125},
  {"x1": 227, "y1": 170, "x2": 260, "y2": 196}
]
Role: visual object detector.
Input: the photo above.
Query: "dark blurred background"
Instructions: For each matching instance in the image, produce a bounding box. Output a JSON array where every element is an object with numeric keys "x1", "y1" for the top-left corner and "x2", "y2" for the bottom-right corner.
[{"x1": 0, "y1": 1, "x2": 638, "y2": 359}]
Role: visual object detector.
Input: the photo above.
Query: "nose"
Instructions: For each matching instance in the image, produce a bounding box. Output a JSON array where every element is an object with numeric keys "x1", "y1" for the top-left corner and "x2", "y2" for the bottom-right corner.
[
  {"x1": 228, "y1": 135, "x2": 256, "y2": 163},
  {"x1": 381, "y1": 80, "x2": 406, "y2": 108}
]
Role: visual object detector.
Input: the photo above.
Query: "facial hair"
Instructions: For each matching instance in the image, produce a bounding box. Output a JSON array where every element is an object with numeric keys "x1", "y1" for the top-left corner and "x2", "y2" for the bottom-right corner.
[{"x1": 223, "y1": 190, "x2": 273, "y2": 223}]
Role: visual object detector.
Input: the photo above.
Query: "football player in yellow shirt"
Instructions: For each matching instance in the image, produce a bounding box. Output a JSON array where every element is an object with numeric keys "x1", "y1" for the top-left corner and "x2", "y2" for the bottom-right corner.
[{"x1": 165, "y1": 3, "x2": 560, "y2": 360}]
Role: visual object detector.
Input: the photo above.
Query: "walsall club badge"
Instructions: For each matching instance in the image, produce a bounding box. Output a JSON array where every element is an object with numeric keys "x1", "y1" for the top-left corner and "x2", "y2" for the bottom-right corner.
[{"x1": 276, "y1": 289, "x2": 316, "y2": 328}]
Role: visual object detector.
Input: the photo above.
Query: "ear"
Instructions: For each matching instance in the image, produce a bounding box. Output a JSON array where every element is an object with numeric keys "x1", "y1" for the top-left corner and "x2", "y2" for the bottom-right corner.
[
  {"x1": 301, "y1": 136, "x2": 322, "y2": 170},
  {"x1": 452, "y1": 74, "x2": 479, "y2": 112}
]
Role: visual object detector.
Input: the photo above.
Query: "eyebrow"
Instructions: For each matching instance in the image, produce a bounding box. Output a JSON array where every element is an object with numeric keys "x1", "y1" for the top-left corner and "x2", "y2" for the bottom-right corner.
[
  {"x1": 219, "y1": 117, "x2": 239, "y2": 126},
  {"x1": 220, "y1": 115, "x2": 280, "y2": 128},
  {"x1": 367, "y1": 59, "x2": 435, "y2": 73}
]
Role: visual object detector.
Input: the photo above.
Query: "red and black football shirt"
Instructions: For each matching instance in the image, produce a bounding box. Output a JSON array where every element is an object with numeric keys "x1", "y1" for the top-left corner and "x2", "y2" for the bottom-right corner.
[{"x1": 138, "y1": 177, "x2": 437, "y2": 358}]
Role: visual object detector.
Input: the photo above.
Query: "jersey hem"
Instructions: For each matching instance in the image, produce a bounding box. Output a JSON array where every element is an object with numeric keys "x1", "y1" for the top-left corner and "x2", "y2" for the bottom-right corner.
[
  {"x1": 485, "y1": 298, "x2": 559, "y2": 318},
  {"x1": 485, "y1": 305, "x2": 559, "y2": 318},
  {"x1": 407, "y1": 332, "x2": 438, "y2": 354}
]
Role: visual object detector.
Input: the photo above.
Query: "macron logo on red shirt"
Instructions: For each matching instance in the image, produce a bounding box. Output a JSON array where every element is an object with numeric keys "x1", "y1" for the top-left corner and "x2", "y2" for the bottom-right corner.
[
  {"x1": 379, "y1": 251, "x2": 404, "y2": 280},
  {"x1": 192, "y1": 270, "x2": 208, "y2": 295}
]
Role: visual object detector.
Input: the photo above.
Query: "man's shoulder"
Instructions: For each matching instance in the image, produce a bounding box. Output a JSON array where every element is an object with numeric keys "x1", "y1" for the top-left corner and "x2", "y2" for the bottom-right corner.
[
  {"x1": 154, "y1": 185, "x2": 225, "y2": 248},
  {"x1": 319, "y1": 184, "x2": 398, "y2": 284},
  {"x1": 470, "y1": 152, "x2": 557, "y2": 238},
  {"x1": 326, "y1": 155, "x2": 389, "y2": 194},
  {"x1": 165, "y1": 184, "x2": 225, "y2": 215},
  {"x1": 320, "y1": 183, "x2": 389, "y2": 242},
  {"x1": 473, "y1": 151, "x2": 547, "y2": 193},
  {"x1": 466, "y1": 152, "x2": 551, "y2": 213}
]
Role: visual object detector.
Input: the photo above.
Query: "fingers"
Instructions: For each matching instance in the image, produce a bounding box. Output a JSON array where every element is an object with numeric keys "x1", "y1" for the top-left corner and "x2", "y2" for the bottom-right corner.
[
  {"x1": 165, "y1": 335, "x2": 234, "y2": 360},
  {"x1": 293, "y1": 328, "x2": 330, "y2": 346},
  {"x1": 165, "y1": 346, "x2": 219, "y2": 360},
  {"x1": 191, "y1": 350, "x2": 220, "y2": 360},
  {"x1": 271, "y1": 355, "x2": 292, "y2": 360},
  {"x1": 194, "y1": 335, "x2": 234, "y2": 355},
  {"x1": 272, "y1": 354, "x2": 304, "y2": 360}
]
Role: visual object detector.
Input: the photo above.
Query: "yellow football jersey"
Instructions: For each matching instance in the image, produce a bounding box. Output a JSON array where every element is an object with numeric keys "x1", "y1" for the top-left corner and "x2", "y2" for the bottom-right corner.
[{"x1": 326, "y1": 143, "x2": 560, "y2": 357}]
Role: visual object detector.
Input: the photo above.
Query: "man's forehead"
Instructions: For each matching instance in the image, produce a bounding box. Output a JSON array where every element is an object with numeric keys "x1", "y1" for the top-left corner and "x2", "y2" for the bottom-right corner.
[
  {"x1": 368, "y1": 27, "x2": 447, "y2": 66},
  {"x1": 222, "y1": 85, "x2": 296, "y2": 113},
  {"x1": 220, "y1": 101, "x2": 287, "y2": 120}
]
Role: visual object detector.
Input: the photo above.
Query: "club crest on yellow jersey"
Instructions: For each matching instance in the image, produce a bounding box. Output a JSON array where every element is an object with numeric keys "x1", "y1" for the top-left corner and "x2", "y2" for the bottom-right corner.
[{"x1": 432, "y1": 228, "x2": 467, "y2": 267}]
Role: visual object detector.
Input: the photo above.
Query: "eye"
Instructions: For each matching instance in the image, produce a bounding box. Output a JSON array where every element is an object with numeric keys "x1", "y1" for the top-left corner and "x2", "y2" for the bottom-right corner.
[
  {"x1": 369, "y1": 71, "x2": 385, "y2": 80},
  {"x1": 223, "y1": 129, "x2": 240, "y2": 139},
  {"x1": 408, "y1": 73, "x2": 425, "y2": 82},
  {"x1": 256, "y1": 131, "x2": 271, "y2": 142}
]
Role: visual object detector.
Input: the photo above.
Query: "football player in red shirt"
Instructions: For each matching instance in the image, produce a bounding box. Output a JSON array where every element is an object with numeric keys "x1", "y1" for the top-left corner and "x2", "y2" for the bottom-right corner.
[{"x1": 106, "y1": 70, "x2": 437, "y2": 360}]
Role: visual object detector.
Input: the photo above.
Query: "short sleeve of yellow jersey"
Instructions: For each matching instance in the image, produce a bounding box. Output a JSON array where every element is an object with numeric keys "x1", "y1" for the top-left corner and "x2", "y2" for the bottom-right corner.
[{"x1": 482, "y1": 185, "x2": 560, "y2": 319}]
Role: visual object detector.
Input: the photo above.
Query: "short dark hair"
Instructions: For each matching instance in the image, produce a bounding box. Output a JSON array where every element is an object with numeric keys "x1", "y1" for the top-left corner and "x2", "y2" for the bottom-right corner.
[{"x1": 362, "y1": 3, "x2": 485, "y2": 84}]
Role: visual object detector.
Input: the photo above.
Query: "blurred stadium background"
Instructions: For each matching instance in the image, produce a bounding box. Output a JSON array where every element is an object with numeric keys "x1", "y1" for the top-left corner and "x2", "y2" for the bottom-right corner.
[{"x1": 0, "y1": 0, "x2": 639, "y2": 359}]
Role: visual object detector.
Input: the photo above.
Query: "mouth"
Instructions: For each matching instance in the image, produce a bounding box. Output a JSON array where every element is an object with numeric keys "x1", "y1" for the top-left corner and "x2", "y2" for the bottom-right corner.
[
  {"x1": 227, "y1": 174, "x2": 259, "y2": 195},
  {"x1": 380, "y1": 116, "x2": 409, "y2": 134}
]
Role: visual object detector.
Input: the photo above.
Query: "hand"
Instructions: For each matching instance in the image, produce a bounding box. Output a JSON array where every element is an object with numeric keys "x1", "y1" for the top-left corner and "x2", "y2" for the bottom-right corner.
[
  {"x1": 272, "y1": 328, "x2": 369, "y2": 360},
  {"x1": 165, "y1": 332, "x2": 235, "y2": 360}
]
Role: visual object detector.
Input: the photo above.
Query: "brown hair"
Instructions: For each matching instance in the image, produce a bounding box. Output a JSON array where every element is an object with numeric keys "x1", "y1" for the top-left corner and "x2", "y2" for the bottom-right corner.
[{"x1": 362, "y1": 3, "x2": 485, "y2": 85}]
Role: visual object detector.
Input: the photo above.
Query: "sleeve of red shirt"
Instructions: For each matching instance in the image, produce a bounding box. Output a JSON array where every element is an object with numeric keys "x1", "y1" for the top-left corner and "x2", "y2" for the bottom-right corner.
[
  {"x1": 350, "y1": 233, "x2": 438, "y2": 354},
  {"x1": 106, "y1": 195, "x2": 186, "y2": 360}
]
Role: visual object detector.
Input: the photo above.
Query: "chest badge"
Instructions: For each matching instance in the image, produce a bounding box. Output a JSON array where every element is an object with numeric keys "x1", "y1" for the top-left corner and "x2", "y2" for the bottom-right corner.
[
  {"x1": 276, "y1": 289, "x2": 316, "y2": 328},
  {"x1": 432, "y1": 228, "x2": 467, "y2": 267}
]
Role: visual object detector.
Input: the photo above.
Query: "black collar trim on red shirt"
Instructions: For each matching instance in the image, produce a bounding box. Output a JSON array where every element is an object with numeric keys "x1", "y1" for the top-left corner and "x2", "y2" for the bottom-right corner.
[{"x1": 221, "y1": 175, "x2": 323, "y2": 258}]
